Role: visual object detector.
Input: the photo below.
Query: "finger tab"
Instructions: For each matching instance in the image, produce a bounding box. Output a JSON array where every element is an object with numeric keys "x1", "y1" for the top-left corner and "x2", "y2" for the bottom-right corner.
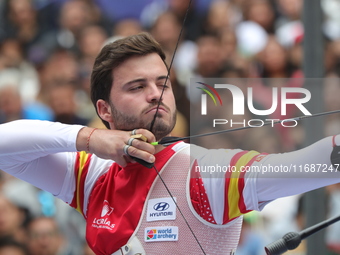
[{"x1": 130, "y1": 134, "x2": 148, "y2": 142}]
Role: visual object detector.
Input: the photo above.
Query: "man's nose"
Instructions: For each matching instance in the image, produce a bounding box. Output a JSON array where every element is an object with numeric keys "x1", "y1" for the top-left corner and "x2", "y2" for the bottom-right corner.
[{"x1": 146, "y1": 84, "x2": 162, "y2": 103}]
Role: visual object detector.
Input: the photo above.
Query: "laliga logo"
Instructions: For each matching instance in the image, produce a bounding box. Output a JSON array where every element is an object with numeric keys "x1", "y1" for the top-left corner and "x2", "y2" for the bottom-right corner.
[{"x1": 199, "y1": 84, "x2": 311, "y2": 116}]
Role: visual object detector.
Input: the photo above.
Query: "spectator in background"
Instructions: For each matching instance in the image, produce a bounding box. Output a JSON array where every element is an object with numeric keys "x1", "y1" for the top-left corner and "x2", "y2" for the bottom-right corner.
[
  {"x1": 141, "y1": 0, "x2": 206, "y2": 42},
  {"x1": 151, "y1": 11, "x2": 182, "y2": 54},
  {"x1": 38, "y1": 49, "x2": 79, "y2": 103},
  {"x1": 0, "y1": 69, "x2": 52, "y2": 124},
  {"x1": 113, "y1": 19, "x2": 142, "y2": 38},
  {"x1": 167, "y1": 0, "x2": 205, "y2": 41},
  {"x1": 220, "y1": 29, "x2": 239, "y2": 61},
  {"x1": 249, "y1": 36, "x2": 304, "y2": 150},
  {"x1": 321, "y1": 0, "x2": 340, "y2": 40},
  {"x1": 77, "y1": 25, "x2": 108, "y2": 122},
  {"x1": 58, "y1": 0, "x2": 91, "y2": 39},
  {"x1": 1, "y1": 0, "x2": 55, "y2": 64},
  {"x1": 77, "y1": 0, "x2": 113, "y2": 35},
  {"x1": 194, "y1": 34, "x2": 224, "y2": 78},
  {"x1": 325, "y1": 183, "x2": 340, "y2": 254},
  {"x1": 275, "y1": 0, "x2": 303, "y2": 49},
  {"x1": 2, "y1": 177, "x2": 86, "y2": 255},
  {"x1": 78, "y1": 25, "x2": 108, "y2": 68},
  {"x1": 253, "y1": 35, "x2": 302, "y2": 78},
  {"x1": 323, "y1": 75, "x2": 340, "y2": 153},
  {"x1": 27, "y1": 216, "x2": 71, "y2": 255},
  {"x1": 0, "y1": 39, "x2": 23, "y2": 69},
  {"x1": 235, "y1": 0, "x2": 277, "y2": 57},
  {"x1": 220, "y1": 30, "x2": 251, "y2": 79},
  {"x1": 0, "y1": 84, "x2": 53, "y2": 123},
  {"x1": 185, "y1": 34, "x2": 225, "y2": 107},
  {"x1": 275, "y1": 0, "x2": 303, "y2": 26},
  {"x1": 235, "y1": 213, "x2": 267, "y2": 255},
  {"x1": 243, "y1": 0, "x2": 276, "y2": 34},
  {"x1": 0, "y1": 85, "x2": 27, "y2": 123},
  {"x1": 0, "y1": 194, "x2": 28, "y2": 243},
  {"x1": 0, "y1": 39, "x2": 40, "y2": 104},
  {"x1": 0, "y1": 237, "x2": 30, "y2": 255},
  {"x1": 56, "y1": 0, "x2": 100, "y2": 52},
  {"x1": 203, "y1": 0, "x2": 241, "y2": 35},
  {"x1": 46, "y1": 81, "x2": 89, "y2": 125},
  {"x1": 150, "y1": 10, "x2": 197, "y2": 84}
]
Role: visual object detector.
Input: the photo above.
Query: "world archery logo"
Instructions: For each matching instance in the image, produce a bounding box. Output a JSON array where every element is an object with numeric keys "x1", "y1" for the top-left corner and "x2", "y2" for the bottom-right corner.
[
  {"x1": 146, "y1": 229, "x2": 157, "y2": 240},
  {"x1": 144, "y1": 227, "x2": 178, "y2": 242},
  {"x1": 196, "y1": 82, "x2": 223, "y2": 115}
]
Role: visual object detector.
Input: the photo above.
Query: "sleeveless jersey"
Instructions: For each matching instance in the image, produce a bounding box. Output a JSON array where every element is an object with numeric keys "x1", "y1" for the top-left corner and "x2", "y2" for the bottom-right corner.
[{"x1": 69, "y1": 142, "x2": 262, "y2": 255}]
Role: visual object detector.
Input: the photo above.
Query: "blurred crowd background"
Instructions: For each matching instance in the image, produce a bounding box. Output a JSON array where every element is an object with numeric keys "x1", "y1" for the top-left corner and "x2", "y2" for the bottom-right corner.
[{"x1": 1, "y1": 0, "x2": 340, "y2": 254}]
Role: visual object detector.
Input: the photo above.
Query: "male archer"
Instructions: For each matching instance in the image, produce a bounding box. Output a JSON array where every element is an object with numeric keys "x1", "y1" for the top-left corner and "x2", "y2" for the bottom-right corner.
[{"x1": 0, "y1": 32, "x2": 339, "y2": 255}]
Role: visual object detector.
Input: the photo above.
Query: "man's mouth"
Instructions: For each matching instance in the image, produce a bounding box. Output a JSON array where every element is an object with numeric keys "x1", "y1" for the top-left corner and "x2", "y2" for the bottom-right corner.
[{"x1": 145, "y1": 106, "x2": 168, "y2": 114}]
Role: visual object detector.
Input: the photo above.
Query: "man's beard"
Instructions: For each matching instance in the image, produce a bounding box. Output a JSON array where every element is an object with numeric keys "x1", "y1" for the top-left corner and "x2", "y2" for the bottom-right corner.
[{"x1": 109, "y1": 102, "x2": 177, "y2": 141}]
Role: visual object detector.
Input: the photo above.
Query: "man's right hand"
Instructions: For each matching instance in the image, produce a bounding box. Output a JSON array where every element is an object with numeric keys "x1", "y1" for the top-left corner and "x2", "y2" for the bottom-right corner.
[{"x1": 76, "y1": 127, "x2": 156, "y2": 167}]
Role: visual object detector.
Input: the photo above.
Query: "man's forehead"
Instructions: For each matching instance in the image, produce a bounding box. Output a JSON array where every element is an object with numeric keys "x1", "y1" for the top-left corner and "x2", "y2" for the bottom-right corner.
[{"x1": 112, "y1": 53, "x2": 168, "y2": 86}]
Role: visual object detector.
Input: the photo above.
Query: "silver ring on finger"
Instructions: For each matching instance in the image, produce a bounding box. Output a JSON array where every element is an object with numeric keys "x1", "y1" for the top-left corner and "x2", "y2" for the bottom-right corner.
[
  {"x1": 123, "y1": 145, "x2": 131, "y2": 156},
  {"x1": 131, "y1": 129, "x2": 137, "y2": 135},
  {"x1": 127, "y1": 137, "x2": 135, "y2": 146}
]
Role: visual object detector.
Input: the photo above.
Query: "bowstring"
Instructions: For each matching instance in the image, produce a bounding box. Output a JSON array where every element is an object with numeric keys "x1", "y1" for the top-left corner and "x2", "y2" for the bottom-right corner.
[
  {"x1": 149, "y1": 0, "x2": 193, "y2": 132},
  {"x1": 148, "y1": 0, "x2": 206, "y2": 254},
  {"x1": 152, "y1": 165, "x2": 207, "y2": 255}
]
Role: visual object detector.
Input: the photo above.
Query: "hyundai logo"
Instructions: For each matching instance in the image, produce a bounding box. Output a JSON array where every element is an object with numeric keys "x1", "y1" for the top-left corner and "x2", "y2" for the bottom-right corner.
[{"x1": 153, "y1": 202, "x2": 170, "y2": 211}]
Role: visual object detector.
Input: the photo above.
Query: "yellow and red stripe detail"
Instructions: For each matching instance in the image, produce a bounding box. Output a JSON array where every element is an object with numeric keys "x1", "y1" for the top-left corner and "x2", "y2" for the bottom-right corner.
[
  {"x1": 224, "y1": 150, "x2": 260, "y2": 223},
  {"x1": 70, "y1": 151, "x2": 92, "y2": 217}
]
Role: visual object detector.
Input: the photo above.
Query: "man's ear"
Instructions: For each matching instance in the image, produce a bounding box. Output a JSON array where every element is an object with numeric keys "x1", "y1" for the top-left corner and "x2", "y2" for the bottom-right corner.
[{"x1": 96, "y1": 99, "x2": 113, "y2": 123}]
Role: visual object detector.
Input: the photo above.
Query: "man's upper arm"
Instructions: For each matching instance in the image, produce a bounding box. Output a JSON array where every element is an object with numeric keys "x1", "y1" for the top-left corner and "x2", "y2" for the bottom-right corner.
[
  {"x1": 247, "y1": 136, "x2": 340, "y2": 211},
  {"x1": 190, "y1": 147, "x2": 260, "y2": 225}
]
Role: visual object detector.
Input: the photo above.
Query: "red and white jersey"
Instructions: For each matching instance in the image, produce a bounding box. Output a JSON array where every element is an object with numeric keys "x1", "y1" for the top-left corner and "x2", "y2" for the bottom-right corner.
[{"x1": 66, "y1": 141, "x2": 268, "y2": 254}]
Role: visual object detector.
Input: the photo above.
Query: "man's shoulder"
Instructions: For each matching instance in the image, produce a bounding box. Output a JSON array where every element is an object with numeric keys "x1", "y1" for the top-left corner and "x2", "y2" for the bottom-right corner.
[
  {"x1": 74, "y1": 151, "x2": 117, "y2": 182},
  {"x1": 186, "y1": 143, "x2": 244, "y2": 158}
]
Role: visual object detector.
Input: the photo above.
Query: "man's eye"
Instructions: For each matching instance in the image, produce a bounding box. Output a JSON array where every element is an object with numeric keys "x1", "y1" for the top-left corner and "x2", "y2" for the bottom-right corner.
[
  {"x1": 130, "y1": 85, "x2": 144, "y2": 91},
  {"x1": 158, "y1": 83, "x2": 169, "y2": 89}
]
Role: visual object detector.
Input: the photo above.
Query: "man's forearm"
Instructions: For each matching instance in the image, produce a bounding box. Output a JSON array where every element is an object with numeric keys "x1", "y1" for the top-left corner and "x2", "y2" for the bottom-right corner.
[
  {"x1": 0, "y1": 119, "x2": 157, "y2": 168},
  {"x1": 0, "y1": 120, "x2": 84, "y2": 195}
]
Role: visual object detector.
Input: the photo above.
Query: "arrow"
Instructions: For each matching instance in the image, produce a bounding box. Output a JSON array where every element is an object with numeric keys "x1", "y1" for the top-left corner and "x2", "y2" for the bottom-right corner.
[{"x1": 150, "y1": 109, "x2": 340, "y2": 146}]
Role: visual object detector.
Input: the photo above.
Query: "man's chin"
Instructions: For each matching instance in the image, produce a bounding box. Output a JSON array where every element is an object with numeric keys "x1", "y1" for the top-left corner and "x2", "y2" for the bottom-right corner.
[{"x1": 150, "y1": 121, "x2": 175, "y2": 141}]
